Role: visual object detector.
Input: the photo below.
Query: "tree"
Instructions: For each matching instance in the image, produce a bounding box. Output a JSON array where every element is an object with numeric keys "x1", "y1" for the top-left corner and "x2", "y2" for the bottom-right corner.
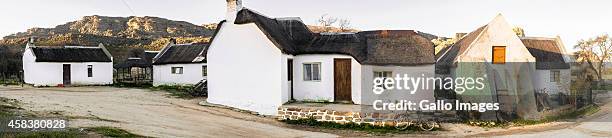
[
  {"x1": 338, "y1": 19, "x2": 352, "y2": 32},
  {"x1": 512, "y1": 27, "x2": 525, "y2": 37},
  {"x1": 575, "y1": 34, "x2": 612, "y2": 86},
  {"x1": 432, "y1": 37, "x2": 458, "y2": 55},
  {"x1": 317, "y1": 14, "x2": 338, "y2": 32}
]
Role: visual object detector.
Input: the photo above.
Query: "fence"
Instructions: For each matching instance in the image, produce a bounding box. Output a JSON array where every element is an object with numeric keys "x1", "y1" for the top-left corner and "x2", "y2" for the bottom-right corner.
[{"x1": 0, "y1": 71, "x2": 23, "y2": 86}]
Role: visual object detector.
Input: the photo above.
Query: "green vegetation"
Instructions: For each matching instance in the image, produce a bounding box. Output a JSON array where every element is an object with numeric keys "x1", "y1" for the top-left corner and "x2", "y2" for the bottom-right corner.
[
  {"x1": 112, "y1": 83, "x2": 205, "y2": 99},
  {"x1": 0, "y1": 128, "x2": 86, "y2": 138},
  {"x1": 150, "y1": 85, "x2": 196, "y2": 98},
  {"x1": 1, "y1": 97, "x2": 143, "y2": 138},
  {"x1": 594, "y1": 84, "x2": 612, "y2": 91},
  {"x1": 112, "y1": 82, "x2": 153, "y2": 89},
  {"x1": 282, "y1": 117, "x2": 437, "y2": 134},
  {"x1": 86, "y1": 127, "x2": 145, "y2": 138},
  {"x1": 466, "y1": 105, "x2": 600, "y2": 128}
]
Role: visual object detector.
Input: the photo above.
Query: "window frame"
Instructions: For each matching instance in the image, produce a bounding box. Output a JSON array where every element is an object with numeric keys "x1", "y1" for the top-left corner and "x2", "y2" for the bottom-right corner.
[
  {"x1": 550, "y1": 70, "x2": 561, "y2": 83},
  {"x1": 202, "y1": 65, "x2": 207, "y2": 77},
  {"x1": 87, "y1": 65, "x2": 93, "y2": 77},
  {"x1": 492, "y1": 46, "x2": 506, "y2": 64},
  {"x1": 171, "y1": 67, "x2": 184, "y2": 74},
  {"x1": 373, "y1": 71, "x2": 393, "y2": 89},
  {"x1": 303, "y1": 62, "x2": 321, "y2": 81}
]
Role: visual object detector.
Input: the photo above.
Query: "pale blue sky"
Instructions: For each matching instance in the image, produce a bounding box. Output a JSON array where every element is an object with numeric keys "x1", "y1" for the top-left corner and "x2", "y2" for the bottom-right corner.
[{"x1": 2, "y1": 0, "x2": 612, "y2": 51}]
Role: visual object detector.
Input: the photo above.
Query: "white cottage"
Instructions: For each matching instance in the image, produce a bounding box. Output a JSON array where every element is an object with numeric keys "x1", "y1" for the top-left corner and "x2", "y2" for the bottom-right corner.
[
  {"x1": 436, "y1": 14, "x2": 571, "y2": 119},
  {"x1": 520, "y1": 37, "x2": 572, "y2": 95},
  {"x1": 152, "y1": 39, "x2": 208, "y2": 86},
  {"x1": 207, "y1": 0, "x2": 436, "y2": 115},
  {"x1": 23, "y1": 40, "x2": 113, "y2": 86}
]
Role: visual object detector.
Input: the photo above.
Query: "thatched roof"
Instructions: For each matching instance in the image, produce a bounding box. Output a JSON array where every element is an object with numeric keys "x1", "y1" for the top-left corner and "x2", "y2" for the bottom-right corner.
[
  {"x1": 30, "y1": 46, "x2": 112, "y2": 62},
  {"x1": 435, "y1": 25, "x2": 488, "y2": 65},
  {"x1": 227, "y1": 8, "x2": 434, "y2": 66},
  {"x1": 520, "y1": 37, "x2": 570, "y2": 69},
  {"x1": 114, "y1": 51, "x2": 159, "y2": 68},
  {"x1": 152, "y1": 43, "x2": 208, "y2": 65}
]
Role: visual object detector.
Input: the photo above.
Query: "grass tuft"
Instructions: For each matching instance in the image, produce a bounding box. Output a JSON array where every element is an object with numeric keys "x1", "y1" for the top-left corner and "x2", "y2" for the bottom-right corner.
[{"x1": 86, "y1": 126, "x2": 145, "y2": 138}]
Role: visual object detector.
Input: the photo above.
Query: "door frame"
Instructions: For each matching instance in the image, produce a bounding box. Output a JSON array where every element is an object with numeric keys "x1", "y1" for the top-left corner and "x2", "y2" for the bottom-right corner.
[
  {"x1": 287, "y1": 59, "x2": 294, "y2": 101},
  {"x1": 333, "y1": 58, "x2": 352, "y2": 103},
  {"x1": 62, "y1": 64, "x2": 71, "y2": 85}
]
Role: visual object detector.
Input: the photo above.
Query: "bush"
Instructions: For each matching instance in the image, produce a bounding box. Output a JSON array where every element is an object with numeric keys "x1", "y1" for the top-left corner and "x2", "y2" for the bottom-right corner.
[{"x1": 151, "y1": 85, "x2": 198, "y2": 98}]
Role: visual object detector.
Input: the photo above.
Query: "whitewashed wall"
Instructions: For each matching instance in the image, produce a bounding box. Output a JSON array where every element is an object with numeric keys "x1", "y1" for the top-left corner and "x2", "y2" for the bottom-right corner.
[
  {"x1": 207, "y1": 23, "x2": 286, "y2": 115},
  {"x1": 360, "y1": 64, "x2": 436, "y2": 105},
  {"x1": 532, "y1": 69, "x2": 571, "y2": 94},
  {"x1": 23, "y1": 48, "x2": 113, "y2": 86},
  {"x1": 292, "y1": 54, "x2": 361, "y2": 103},
  {"x1": 152, "y1": 63, "x2": 206, "y2": 86}
]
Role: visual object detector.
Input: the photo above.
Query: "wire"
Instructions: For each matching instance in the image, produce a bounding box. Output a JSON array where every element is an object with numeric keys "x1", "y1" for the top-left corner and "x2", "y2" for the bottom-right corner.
[{"x1": 121, "y1": 0, "x2": 136, "y2": 15}]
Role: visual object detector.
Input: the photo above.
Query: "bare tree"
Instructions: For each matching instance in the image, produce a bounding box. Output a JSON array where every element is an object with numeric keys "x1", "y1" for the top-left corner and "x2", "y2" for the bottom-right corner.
[
  {"x1": 338, "y1": 19, "x2": 352, "y2": 32},
  {"x1": 575, "y1": 34, "x2": 612, "y2": 87},
  {"x1": 317, "y1": 14, "x2": 338, "y2": 32}
]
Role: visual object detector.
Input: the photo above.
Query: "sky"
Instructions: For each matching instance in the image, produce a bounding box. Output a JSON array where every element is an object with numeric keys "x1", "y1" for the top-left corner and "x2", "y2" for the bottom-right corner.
[{"x1": 1, "y1": 0, "x2": 612, "y2": 52}]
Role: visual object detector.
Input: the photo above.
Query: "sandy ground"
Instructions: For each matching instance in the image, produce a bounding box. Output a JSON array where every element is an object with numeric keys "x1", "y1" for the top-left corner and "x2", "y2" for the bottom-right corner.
[
  {"x1": 494, "y1": 91, "x2": 612, "y2": 138},
  {"x1": 1, "y1": 85, "x2": 610, "y2": 137},
  {"x1": 440, "y1": 90, "x2": 612, "y2": 138},
  {"x1": 0, "y1": 86, "x2": 336, "y2": 138}
]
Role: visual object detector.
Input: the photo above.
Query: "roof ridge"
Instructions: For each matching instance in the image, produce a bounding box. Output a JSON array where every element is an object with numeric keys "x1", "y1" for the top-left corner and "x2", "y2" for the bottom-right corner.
[{"x1": 520, "y1": 36, "x2": 556, "y2": 40}]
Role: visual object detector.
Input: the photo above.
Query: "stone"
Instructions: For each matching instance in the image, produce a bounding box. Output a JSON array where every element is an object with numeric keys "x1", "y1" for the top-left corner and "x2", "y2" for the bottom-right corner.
[
  {"x1": 335, "y1": 117, "x2": 344, "y2": 121},
  {"x1": 287, "y1": 108, "x2": 300, "y2": 111},
  {"x1": 345, "y1": 117, "x2": 353, "y2": 122},
  {"x1": 372, "y1": 113, "x2": 380, "y2": 118}
]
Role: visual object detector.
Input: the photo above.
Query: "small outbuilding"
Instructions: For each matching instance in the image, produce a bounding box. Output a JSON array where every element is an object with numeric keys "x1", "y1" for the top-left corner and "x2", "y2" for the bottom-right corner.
[
  {"x1": 152, "y1": 39, "x2": 209, "y2": 86},
  {"x1": 22, "y1": 39, "x2": 114, "y2": 86},
  {"x1": 114, "y1": 50, "x2": 159, "y2": 84}
]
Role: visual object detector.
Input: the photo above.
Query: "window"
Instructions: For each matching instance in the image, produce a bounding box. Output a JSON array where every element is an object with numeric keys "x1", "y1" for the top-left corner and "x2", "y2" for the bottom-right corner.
[
  {"x1": 374, "y1": 71, "x2": 393, "y2": 89},
  {"x1": 303, "y1": 63, "x2": 321, "y2": 81},
  {"x1": 492, "y1": 46, "x2": 506, "y2": 64},
  {"x1": 202, "y1": 65, "x2": 207, "y2": 77},
  {"x1": 171, "y1": 67, "x2": 183, "y2": 74},
  {"x1": 87, "y1": 65, "x2": 93, "y2": 77},
  {"x1": 550, "y1": 70, "x2": 560, "y2": 83}
]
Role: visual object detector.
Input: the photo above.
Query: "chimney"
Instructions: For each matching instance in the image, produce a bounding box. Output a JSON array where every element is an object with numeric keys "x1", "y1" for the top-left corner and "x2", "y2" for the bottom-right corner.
[
  {"x1": 226, "y1": 0, "x2": 243, "y2": 22},
  {"x1": 26, "y1": 37, "x2": 35, "y2": 48}
]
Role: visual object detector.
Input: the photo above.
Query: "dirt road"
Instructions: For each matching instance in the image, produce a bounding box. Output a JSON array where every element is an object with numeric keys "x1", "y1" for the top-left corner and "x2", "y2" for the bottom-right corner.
[
  {"x1": 0, "y1": 86, "x2": 335, "y2": 138},
  {"x1": 495, "y1": 91, "x2": 612, "y2": 138}
]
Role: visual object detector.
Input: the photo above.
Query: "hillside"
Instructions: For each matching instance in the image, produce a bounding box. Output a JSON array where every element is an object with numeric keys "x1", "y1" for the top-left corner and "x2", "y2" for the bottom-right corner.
[{"x1": 0, "y1": 15, "x2": 216, "y2": 61}]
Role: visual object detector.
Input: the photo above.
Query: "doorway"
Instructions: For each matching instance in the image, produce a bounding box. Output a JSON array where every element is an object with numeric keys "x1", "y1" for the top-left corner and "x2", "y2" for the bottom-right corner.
[
  {"x1": 62, "y1": 64, "x2": 71, "y2": 85},
  {"x1": 334, "y1": 58, "x2": 352, "y2": 103}
]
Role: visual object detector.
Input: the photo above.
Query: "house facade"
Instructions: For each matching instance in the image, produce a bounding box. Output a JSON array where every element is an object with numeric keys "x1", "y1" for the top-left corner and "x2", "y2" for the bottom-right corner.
[
  {"x1": 521, "y1": 37, "x2": 572, "y2": 95},
  {"x1": 23, "y1": 40, "x2": 113, "y2": 86},
  {"x1": 152, "y1": 40, "x2": 208, "y2": 86},
  {"x1": 436, "y1": 14, "x2": 572, "y2": 119},
  {"x1": 207, "y1": 0, "x2": 435, "y2": 115}
]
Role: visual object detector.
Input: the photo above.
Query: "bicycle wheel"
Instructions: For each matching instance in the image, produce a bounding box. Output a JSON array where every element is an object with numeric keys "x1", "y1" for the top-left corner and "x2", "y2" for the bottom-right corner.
[{"x1": 419, "y1": 122, "x2": 437, "y2": 131}]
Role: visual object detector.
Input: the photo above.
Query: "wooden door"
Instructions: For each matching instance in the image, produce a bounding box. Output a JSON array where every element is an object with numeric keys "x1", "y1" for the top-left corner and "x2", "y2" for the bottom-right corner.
[
  {"x1": 334, "y1": 58, "x2": 352, "y2": 102},
  {"x1": 62, "y1": 64, "x2": 71, "y2": 85}
]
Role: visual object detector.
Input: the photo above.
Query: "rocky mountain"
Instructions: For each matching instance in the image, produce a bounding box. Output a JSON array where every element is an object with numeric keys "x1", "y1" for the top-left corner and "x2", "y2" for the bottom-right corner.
[{"x1": 0, "y1": 15, "x2": 217, "y2": 61}]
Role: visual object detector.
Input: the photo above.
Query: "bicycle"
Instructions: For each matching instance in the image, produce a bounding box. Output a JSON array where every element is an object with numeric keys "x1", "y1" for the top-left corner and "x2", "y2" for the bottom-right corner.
[{"x1": 394, "y1": 110, "x2": 439, "y2": 131}]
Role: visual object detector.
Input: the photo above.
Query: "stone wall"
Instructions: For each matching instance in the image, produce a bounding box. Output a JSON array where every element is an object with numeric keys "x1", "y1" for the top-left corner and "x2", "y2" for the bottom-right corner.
[{"x1": 277, "y1": 107, "x2": 457, "y2": 126}]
